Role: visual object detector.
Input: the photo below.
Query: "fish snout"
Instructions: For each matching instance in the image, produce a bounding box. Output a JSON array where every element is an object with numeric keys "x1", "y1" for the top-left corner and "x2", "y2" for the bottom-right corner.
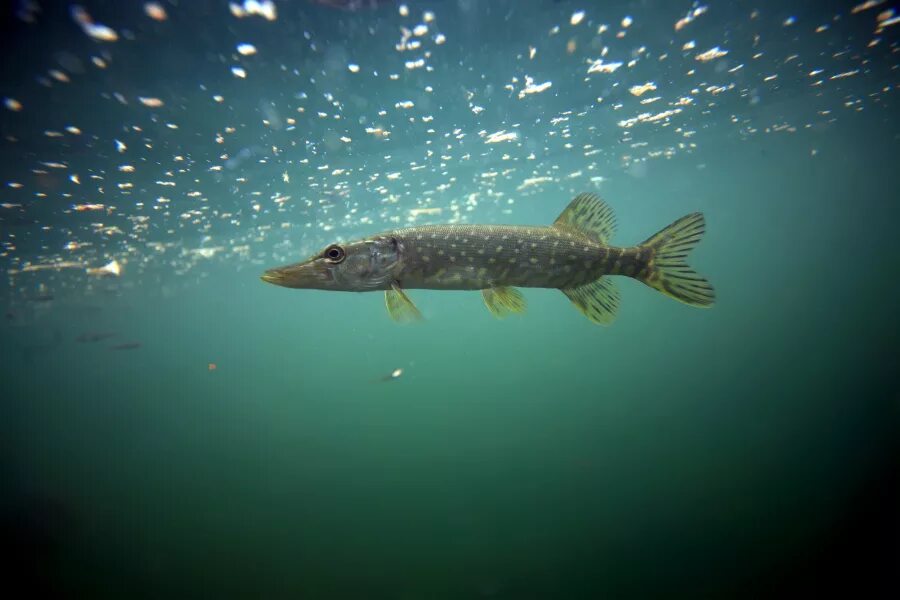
[
  {"x1": 260, "y1": 269, "x2": 286, "y2": 285},
  {"x1": 261, "y1": 261, "x2": 332, "y2": 289}
]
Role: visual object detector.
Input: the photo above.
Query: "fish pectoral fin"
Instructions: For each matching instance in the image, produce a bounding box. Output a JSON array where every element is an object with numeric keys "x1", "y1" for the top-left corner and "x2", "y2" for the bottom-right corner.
[
  {"x1": 482, "y1": 286, "x2": 527, "y2": 318},
  {"x1": 561, "y1": 276, "x2": 619, "y2": 325},
  {"x1": 385, "y1": 282, "x2": 423, "y2": 323}
]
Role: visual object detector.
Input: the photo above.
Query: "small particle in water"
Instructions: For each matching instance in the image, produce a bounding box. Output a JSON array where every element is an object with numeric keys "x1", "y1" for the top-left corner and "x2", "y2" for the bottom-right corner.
[
  {"x1": 587, "y1": 59, "x2": 622, "y2": 74},
  {"x1": 208, "y1": 362, "x2": 217, "y2": 371},
  {"x1": 629, "y1": 82, "x2": 657, "y2": 96},
  {"x1": 571, "y1": 11, "x2": 585, "y2": 26},
  {"x1": 230, "y1": 0, "x2": 277, "y2": 21},
  {"x1": 783, "y1": 16, "x2": 796, "y2": 26},
  {"x1": 434, "y1": 33, "x2": 446, "y2": 45},
  {"x1": 231, "y1": 66, "x2": 247, "y2": 78},
  {"x1": 5, "y1": 98, "x2": 23, "y2": 111},
  {"x1": 621, "y1": 15, "x2": 633, "y2": 28},
  {"x1": 138, "y1": 96, "x2": 164, "y2": 107},
  {"x1": 377, "y1": 367, "x2": 404, "y2": 382},
  {"x1": 144, "y1": 2, "x2": 167, "y2": 21},
  {"x1": 71, "y1": 5, "x2": 119, "y2": 41},
  {"x1": 423, "y1": 11, "x2": 434, "y2": 22},
  {"x1": 236, "y1": 43, "x2": 257, "y2": 56},
  {"x1": 347, "y1": 63, "x2": 360, "y2": 73},
  {"x1": 695, "y1": 46, "x2": 728, "y2": 62},
  {"x1": 399, "y1": 4, "x2": 409, "y2": 17},
  {"x1": 115, "y1": 139, "x2": 127, "y2": 153}
]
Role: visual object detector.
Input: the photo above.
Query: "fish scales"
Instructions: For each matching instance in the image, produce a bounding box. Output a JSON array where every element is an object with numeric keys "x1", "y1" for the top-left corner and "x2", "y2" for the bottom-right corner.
[{"x1": 390, "y1": 224, "x2": 644, "y2": 291}]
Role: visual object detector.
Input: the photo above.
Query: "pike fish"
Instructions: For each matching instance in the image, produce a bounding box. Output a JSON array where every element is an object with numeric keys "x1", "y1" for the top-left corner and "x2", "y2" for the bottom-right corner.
[{"x1": 261, "y1": 193, "x2": 714, "y2": 324}]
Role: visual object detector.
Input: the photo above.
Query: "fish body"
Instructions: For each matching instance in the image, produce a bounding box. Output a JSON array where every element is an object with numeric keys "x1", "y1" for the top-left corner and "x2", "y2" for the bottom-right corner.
[
  {"x1": 385, "y1": 224, "x2": 648, "y2": 291},
  {"x1": 262, "y1": 193, "x2": 714, "y2": 324}
]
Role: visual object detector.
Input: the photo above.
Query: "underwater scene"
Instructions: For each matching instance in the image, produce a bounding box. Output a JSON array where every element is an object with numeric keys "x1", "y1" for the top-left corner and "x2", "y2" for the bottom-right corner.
[{"x1": 1, "y1": 0, "x2": 898, "y2": 597}]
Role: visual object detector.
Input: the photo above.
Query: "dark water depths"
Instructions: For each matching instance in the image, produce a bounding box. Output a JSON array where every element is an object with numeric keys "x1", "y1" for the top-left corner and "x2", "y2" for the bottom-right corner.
[{"x1": 1, "y1": 1, "x2": 898, "y2": 597}]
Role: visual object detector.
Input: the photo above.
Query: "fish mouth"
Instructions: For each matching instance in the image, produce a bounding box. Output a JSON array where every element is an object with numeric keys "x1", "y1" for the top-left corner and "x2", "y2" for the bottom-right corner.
[
  {"x1": 261, "y1": 261, "x2": 332, "y2": 289},
  {"x1": 260, "y1": 269, "x2": 285, "y2": 285}
]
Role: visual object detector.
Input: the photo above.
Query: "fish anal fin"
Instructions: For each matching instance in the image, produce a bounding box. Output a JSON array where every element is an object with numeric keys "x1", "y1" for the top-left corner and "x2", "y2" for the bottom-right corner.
[
  {"x1": 482, "y1": 286, "x2": 527, "y2": 318},
  {"x1": 385, "y1": 282, "x2": 423, "y2": 323},
  {"x1": 561, "y1": 276, "x2": 619, "y2": 325},
  {"x1": 553, "y1": 192, "x2": 616, "y2": 244}
]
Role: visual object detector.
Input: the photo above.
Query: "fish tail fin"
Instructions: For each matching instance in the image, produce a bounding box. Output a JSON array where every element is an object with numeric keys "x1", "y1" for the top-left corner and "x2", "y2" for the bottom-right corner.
[{"x1": 637, "y1": 213, "x2": 715, "y2": 307}]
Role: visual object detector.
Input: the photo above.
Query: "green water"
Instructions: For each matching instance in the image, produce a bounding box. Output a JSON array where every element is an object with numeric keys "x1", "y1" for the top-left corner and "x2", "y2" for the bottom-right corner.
[{"x1": 2, "y1": 1, "x2": 898, "y2": 597}]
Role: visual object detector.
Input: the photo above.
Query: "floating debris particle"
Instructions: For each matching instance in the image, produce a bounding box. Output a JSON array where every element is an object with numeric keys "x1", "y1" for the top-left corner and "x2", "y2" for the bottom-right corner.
[
  {"x1": 229, "y1": 0, "x2": 276, "y2": 21},
  {"x1": 484, "y1": 130, "x2": 518, "y2": 144},
  {"x1": 348, "y1": 63, "x2": 360, "y2": 73},
  {"x1": 571, "y1": 11, "x2": 585, "y2": 26},
  {"x1": 675, "y1": 6, "x2": 707, "y2": 31},
  {"x1": 518, "y1": 76, "x2": 552, "y2": 99},
  {"x1": 144, "y1": 2, "x2": 167, "y2": 21},
  {"x1": 87, "y1": 259, "x2": 122, "y2": 277},
  {"x1": 695, "y1": 46, "x2": 728, "y2": 62},
  {"x1": 231, "y1": 66, "x2": 247, "y2": 78},
  {"x1": 376, "y1": 367, "x2": 403, "y2": 382},
  {"x1": 73, "y1": 203, "x2": 105, "y2": 211},
  {"x1": 138, "y1": 96, "x2": 164, "y2": 107},
  {"x1": 236, "y1": 43, "x2": 257, "y2": 56},
  {"x1": 629, "y1": 82, "x2": 657, "y2": 96},
  {"x1": 5, "y1": 98, "x2": 23, "y2": 111},
  {"x1": 71, "y1": 5, "x2": 119, "y2": 41},
  {"x1": 587, "y1": 59, "x2": 622, "y2": 74},
  {"x1": 852, "y1": 0, "x2": 885, "y2": 12}
]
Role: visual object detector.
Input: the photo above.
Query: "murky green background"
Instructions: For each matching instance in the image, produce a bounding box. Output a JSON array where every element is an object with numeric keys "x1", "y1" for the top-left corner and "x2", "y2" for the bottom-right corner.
[{"x1": 2, "y1": 1, "x2": 897, "y2": 597}]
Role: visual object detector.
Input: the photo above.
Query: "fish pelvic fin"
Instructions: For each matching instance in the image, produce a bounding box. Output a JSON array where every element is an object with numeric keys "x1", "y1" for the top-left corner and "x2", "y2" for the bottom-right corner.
[
  {"x1": 561, "y1": 276, "x2": 620, "y2": 325},
  {"x1": 637, "y1": 212, "x2": 715, "y2": 307},
  {"x1": 552, "y1": 192, "x2": 616, "y2": 244},
  {"x1": 385, "y1": 282, "x2": 423, "y2": 323},
  {"x1": 482, "y1": 286, "x2": 527, "y2": 318}
]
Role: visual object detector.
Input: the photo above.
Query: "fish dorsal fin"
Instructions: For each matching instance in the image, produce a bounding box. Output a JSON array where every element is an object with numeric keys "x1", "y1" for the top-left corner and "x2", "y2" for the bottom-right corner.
[
  {"x1": 385, "y1": 282, "x2": 423, "y2": 323},
  {"x1": 553, "y1": 193, "x2": 616, "y2": 244},
  {"x1": 561, "y1": 276, "x2": 620, "y2": 325},
  {"x1": 482, "y1": 286, "x2": 527, "y2": 318}
]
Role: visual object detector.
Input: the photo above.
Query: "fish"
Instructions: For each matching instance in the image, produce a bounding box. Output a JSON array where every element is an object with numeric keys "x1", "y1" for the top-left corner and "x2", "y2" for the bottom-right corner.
[
  {"x1": 75, "y1": 331, "x2": 116, "y2": 343},
  {"x1": 261, "y1": 193, "x2": 714, "y2": 324},
  {"x1": 110, "y1": 342, "x2": 141, "y2": 350}
]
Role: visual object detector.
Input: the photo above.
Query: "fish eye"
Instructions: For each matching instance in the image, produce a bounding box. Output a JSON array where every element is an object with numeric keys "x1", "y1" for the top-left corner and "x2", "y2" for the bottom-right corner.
[{"x1": 324, "y1": 245, "x2": 345, "y2": 263}]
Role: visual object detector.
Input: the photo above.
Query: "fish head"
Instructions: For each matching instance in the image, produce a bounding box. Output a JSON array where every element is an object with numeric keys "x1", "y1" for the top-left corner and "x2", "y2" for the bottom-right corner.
[{"x1": 261, "y1": 235, "x2": 402, "y2": 291}]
